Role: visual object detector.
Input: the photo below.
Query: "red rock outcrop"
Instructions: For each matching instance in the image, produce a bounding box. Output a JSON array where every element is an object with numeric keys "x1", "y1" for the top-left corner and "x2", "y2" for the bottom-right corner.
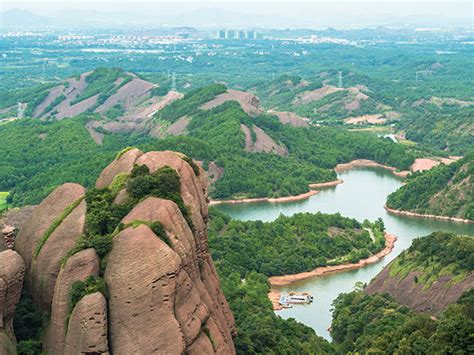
[
  {"x1": 31, "y1": 198, "x2": 86, "y2": 312},
  {"x1": 63, "y1": 292, "x2": 109, "y2": 354},
  {"x1": 43, "y1": 248, "x2": 100, "y2": 354},
  {"x1": 0, "y1": 250, "x2": 25, "y2": 355},
  {"x1": 96, "y1": 148, "x2": 143, "y2": 188},
  {"x1": 14, "y1": 183, "x2": 85, "y2": 275}
]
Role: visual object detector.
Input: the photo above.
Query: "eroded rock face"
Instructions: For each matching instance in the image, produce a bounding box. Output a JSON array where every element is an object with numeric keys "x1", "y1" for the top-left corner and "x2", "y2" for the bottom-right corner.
[
  {"x1": 105, "y1": 224, "x2": 186, "y2": 354},
  {"x1": 32, "y1": 199, "x2": 86, "y2": 312},
  {"x1": 366, "y1": 263, "x2": 474, "y2": 315},
  {"x1": 14, "y1": 183, "x2": 86, "y2": 278},
  {"x1": 64, "y1": 292, "x2": 109, "y2": 355},
  {"x1": 43, "y1": 248, "x2": 100, "y2": 354},
  {"x1": 0, "y1": 250, "x2": 25, "y2": 355},
  {"x1": 136, "y1": 151, "x2": 209, "y2": 254},
  {"x1": 121, "y1": 197, "x2": 236, "y2": 350}
]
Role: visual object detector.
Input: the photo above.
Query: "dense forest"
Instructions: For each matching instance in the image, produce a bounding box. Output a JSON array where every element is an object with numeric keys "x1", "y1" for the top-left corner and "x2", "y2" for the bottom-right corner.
[
  {"x1": 331, "y1": 288, "x2": 474, "y2": 354},
  {"x1": 208, "y1": 209, "x2": 386, "y2": 276},
  {"x1": 386, "y1": 152, "x2": 473, "y2": 219},
  {"x1": 0, "y1": 116, "x2": 143, "y2": 206}
]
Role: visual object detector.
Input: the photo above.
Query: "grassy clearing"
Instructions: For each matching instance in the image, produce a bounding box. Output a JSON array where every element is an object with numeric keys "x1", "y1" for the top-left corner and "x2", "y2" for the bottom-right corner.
[{"x1": 0, "y1": 191, "x2": 9, "y2": 211}]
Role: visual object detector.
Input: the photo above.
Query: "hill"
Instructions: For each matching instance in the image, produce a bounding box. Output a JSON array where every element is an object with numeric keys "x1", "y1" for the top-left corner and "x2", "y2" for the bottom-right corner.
[
  {"x1": 331, "y1": 232, "x2": 474, "y2": 353},
  {"x1": 396, "y1": 102, "x2": 473, "y2": 155},
  {"x1": 253, "y1": 74, "x2": 399, "y2": 124},
  {"x1": 386, "y1": 153, "x2": 473, "y2": 220},
  {"x1": 1, "y1": 78, "x2": 417, "y2": 206},
  {"x1": 365, "y1": 231, "x2": 474, "y2": 314}
]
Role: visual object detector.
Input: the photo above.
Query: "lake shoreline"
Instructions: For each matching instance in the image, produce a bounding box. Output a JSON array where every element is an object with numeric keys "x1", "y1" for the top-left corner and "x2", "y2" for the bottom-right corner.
[
  {"x1": 209, "y1": 189, "x2": 320, "y2": 205},
  {"x1": 308, "y1": 179, "x2": 344, "y2": 189},
  {"x1": 385, "y1": 206, "x2": 473, "y2": 224},
  {"x1": 335, "y1": 159, "x2": 409, "y2": 178},
  {"x1": 268, "y1": 232, "x2": 397, "y2": 310}
]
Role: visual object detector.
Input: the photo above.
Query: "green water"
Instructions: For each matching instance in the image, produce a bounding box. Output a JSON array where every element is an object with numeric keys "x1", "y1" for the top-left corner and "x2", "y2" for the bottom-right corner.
[{"x1": 215, "y1": 167, "x2": 474, "y2": 340}]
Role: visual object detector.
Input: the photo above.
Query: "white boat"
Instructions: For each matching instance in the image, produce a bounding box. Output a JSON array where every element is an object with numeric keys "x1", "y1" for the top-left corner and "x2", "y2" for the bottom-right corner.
[{"x1": 279, "y1": 292, "x2": 314, "y2": 305}]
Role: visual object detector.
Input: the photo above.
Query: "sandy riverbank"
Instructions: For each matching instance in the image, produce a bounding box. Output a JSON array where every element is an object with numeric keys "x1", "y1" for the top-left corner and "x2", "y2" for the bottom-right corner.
[
  {"x1": 268, "y1": 232, "x2": 397, "y2": 310},
  {"x1": 385, "y1": 206, "x2": 473, "y2": 224},
  {"x1": 308, "y1": 179, "x2": 344, "y2": 189},
  {"x1": 335, "y1": 160, "x2": 409, "y2": 177},
  {"x1": 209, "y1": 190, "x2": 320, "y2": 205},
  {"x1": 209, "y1": 178, "x2": 345, "y2": 205}
]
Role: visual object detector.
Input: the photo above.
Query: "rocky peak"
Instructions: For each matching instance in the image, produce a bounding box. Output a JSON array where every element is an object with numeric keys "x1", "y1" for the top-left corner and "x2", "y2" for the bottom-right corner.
[{"x1": 8, "y1": 149, "x2": 235, "y2": 354}]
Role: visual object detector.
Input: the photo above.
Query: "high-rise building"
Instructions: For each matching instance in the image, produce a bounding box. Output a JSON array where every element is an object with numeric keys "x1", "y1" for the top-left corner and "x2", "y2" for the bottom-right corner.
[
  {"x1": 217, "y1": 29, "x2": 225, "y2": 39},
  {"x1": 245, "y1": 30, "x2": 255, "y2": 40},
  {"x1": 225, "y1": 29, "x2": 235, "y2": 39},
  {"x1": 238, "y1": 30, "x2": 245, "y2": 40}
]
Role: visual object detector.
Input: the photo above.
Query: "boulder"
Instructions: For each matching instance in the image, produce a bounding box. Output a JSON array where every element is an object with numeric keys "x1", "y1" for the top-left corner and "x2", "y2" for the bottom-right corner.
[
  {"x1": 14, "y1": 183, "x2": 85, "y2": 277},
  {"x1": 31, "y1": 199, "x2": 86, "y2": 312},
  {"x1": 43, "y1": 248, "x2": 100, "y2": 354},
  {"x1": 0, "y1": 250, "x2": 25, "y2": 355},
  {"x1": 64, "y1": 292, "x2": 109, "y2": 355},
  {"x1": 95, "y1": 148, "x2": 143, "y2": 188}
]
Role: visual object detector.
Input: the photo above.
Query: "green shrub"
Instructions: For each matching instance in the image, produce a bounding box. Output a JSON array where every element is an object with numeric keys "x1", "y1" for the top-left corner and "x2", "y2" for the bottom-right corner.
[{"x1": 68, "y1": 276, "x2": 108, "y2": 317}]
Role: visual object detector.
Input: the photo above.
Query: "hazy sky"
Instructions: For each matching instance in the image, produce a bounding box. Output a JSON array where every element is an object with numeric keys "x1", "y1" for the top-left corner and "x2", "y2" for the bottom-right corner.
[{"x1": 1, "y1": 1, "x2": 472, "y2": 28}]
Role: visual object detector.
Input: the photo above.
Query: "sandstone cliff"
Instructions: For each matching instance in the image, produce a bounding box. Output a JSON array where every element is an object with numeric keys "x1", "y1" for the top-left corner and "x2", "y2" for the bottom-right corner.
[{"x1": 10, "y1": 148, "x2": 235, "y2": 354}]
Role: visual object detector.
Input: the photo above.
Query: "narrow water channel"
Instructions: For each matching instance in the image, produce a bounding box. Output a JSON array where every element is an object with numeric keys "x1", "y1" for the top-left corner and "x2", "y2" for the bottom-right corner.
[{"x1": 215, "y1": 167, "x2": 474, "y2": 340}]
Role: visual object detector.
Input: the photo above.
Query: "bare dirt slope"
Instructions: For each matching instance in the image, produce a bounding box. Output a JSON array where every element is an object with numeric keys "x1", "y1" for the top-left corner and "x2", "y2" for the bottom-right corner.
[
  {"x1": 240, "y1": 124, "x2": 288, "y2": 156},
  {"x1": 95, "y1": 76, "x2": 156, "y2": 113},
  {"x1": 202, "y1": 89, "x2": 261, "y2": 116},
  {"x1": 269, "y1": 110, "x2": 309, "y2": 127}
]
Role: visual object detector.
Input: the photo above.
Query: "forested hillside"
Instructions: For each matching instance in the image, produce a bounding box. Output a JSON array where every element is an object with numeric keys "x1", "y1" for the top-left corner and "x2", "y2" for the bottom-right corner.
[
  {"x1": 1, "y1": 89, "x2": 416, "y2": 206},
  {"x1": 209, "y1": 209, "x2": 386, "y2": 277},
  {"x1": 0, "y1": 116, "x2": 141, "y2": 206},
  {"x1": 331, "y1": 232, "x2": 474, "y2": 353},
  {"x1": 386, "y1": 153, "x2": 473, "y2": 219},
  {"x1": 331, "y1": 289, "x2": 473, "y2": 354}
]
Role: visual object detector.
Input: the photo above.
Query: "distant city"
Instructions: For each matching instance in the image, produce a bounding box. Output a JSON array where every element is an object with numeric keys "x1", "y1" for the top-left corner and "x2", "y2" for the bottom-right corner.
[{"x1": 217, "y1": 29, "x2": 262, "y2": 40}]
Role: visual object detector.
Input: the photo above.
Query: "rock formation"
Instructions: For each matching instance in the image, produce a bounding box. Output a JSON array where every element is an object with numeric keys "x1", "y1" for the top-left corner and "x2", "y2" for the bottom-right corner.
[
  {"x1": 7, "y1": 149, "x2": 235, "y2": 354},
  {"x1": 43, "y1": 248, "x2": 100, "y2": 354},
  {"x1": 0, "y1": 250, "x2": 25, "y2": 355}
]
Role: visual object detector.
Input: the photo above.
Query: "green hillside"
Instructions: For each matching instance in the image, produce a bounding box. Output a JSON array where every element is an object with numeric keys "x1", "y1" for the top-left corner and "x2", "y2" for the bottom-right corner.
[
  {"x1": 387, "y1": 153, "x2": 473, "y2": 219},
  {"x1": 331, "y1": 232, "x2": 474, "y2": 354}
]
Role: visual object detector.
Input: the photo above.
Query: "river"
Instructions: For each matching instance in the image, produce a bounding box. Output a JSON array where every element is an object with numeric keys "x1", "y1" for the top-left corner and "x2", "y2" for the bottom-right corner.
[{"x1": 214, "y1": 166, "x2": 474, "y2": 340}]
